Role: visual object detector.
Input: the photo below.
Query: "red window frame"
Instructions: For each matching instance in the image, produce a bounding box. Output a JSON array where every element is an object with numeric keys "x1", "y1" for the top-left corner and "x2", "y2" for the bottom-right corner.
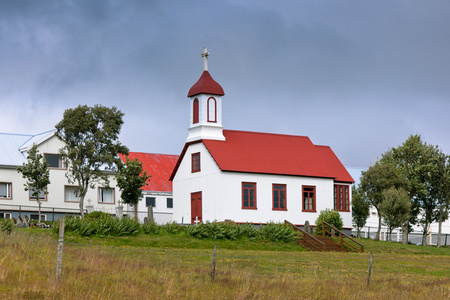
[
  {"x1": 272, "y1": 184, "x2": 287, "y2": 211},
  {"x1": 207, "y1": 97, "x2": 217, "y2": 123},
  {"x1": 334, "y1": 184, "x2": 350, "y2": 212},
  {"x1": 193, "y1": 98, "x2": 199, "y2": 124},
  {"x1": 302, "y1": 185, "x2": 316, "y2": 212},
  {"x1": 191, "y1": 152, "x2": 201, "y2": 173},
  {"x1": 242, "y1": 182, "x2": 257, "y2": 209}
]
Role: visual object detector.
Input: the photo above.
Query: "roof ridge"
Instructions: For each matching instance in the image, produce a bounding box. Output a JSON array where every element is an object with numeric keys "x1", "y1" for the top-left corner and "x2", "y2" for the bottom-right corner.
[{"x1": 224, "y1": 129, "x2": 310, "y2": 139}]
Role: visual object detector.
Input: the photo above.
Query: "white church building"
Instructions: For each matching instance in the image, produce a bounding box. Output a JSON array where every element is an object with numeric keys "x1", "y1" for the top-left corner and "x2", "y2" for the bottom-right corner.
[{"x1": 171, "y1": 49, "x2": 354, "y2": 231}]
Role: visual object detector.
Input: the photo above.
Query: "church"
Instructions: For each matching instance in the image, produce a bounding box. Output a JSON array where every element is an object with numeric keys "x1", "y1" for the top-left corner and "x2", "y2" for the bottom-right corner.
[{"x1": 170, "y1": 49, "x2": 354, "y2": 231}]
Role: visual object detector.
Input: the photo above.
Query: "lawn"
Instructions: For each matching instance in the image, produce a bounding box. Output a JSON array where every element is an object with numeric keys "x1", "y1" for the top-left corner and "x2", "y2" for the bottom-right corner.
[{"x1": 0, "y1": 229, "x2": 449, "y2": 299}]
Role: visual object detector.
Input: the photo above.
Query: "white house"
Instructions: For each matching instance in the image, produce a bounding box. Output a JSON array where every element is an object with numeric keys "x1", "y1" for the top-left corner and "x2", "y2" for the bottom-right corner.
[
  {"x1": 171, "y1": 49, "x2": 354, "y2": 232},
  {"x1": 119, "y1": 152, "x2": 178, "y2": 224},
  {"x1": 0, "y1": 130, "x2": 127, "y2": 221}
]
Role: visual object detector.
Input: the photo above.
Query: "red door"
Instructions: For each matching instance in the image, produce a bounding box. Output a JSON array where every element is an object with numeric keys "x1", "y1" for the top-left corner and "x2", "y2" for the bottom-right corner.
[{"x1": 191, "y1": 192, "x2": 202, "y2": 224}]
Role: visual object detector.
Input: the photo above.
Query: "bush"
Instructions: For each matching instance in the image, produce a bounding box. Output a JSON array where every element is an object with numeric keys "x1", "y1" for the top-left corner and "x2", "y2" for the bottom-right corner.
[
  {"x1": 314, "y1": 209, "x2": 343, "y2": 236},
  {"x1": 259, "y1": 222, "x2": 297, "y2": 243},
  {"x1": 0, "y1": 218, "x2": 14, "y2": 234},
  {"x1": 142, "y1": 222, "x2": 161, "y2": 235}
]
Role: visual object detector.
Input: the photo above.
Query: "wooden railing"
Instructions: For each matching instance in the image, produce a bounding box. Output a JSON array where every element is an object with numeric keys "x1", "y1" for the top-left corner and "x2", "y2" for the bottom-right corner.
[
  {"x1": 285, "y1": 220, "x2": 325, "y2": 252},
  {"x1": 322, "y1": 221, "x2": 364, "y2": 253}
]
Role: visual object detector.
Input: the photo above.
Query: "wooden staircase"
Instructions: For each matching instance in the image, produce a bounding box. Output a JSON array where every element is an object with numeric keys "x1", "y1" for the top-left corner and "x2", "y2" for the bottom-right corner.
[{"x1": 284, "y1": 220, "x2": 364, "y2": 253}]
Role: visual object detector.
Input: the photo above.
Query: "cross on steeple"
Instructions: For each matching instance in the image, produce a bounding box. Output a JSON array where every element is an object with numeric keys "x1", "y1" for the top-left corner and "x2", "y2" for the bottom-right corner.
[{"x1": 201, "y1": 47, "x2": 210, "y2": 71}]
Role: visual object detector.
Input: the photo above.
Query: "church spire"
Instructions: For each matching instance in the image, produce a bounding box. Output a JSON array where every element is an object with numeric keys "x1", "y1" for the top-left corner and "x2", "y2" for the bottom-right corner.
[{"x1": 186, "y1": 48, "x2": 225, "y2": 143}]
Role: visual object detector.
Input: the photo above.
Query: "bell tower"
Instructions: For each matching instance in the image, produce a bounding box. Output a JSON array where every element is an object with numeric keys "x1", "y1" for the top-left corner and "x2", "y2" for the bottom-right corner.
[{"x1": 186, "y1": 48, "x2": 225, "y2": 142}]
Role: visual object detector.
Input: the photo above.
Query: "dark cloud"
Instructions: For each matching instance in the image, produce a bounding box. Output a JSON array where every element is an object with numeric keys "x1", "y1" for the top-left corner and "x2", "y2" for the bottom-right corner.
[{"x1": 1, "y1": 0, "x2": 449, "y2": 166}]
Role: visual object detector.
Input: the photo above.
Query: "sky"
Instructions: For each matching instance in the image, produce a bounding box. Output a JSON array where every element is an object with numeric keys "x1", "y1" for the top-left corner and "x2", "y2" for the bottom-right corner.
[{"x1": 1, "y1": 0, "x2": 449, "y2": 170}]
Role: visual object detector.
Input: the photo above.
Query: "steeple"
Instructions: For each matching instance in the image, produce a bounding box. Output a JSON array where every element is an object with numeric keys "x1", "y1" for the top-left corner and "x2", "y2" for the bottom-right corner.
[{"x1": 186, "y1": 48, "x2": 225, "y2": 143}]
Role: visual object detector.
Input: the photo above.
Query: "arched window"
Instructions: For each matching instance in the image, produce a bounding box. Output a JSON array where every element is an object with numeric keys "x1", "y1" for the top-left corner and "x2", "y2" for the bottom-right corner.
[
  {"x1": 193, "y1": 99, "x2": 199, "y2": 124},
  {"x1": 207, "y1": 97, "x2": 216, "y2": 123}
]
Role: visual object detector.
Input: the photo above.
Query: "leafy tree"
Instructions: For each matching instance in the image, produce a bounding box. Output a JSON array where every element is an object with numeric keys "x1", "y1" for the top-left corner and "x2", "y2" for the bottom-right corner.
[
  {"x1": 379, "y1": 187, "x2": 410, "y2": 242},
  {"x1": 116, "y1": 156, "x2": 151, "y2": 221},
  {"x1": 359, "y1": 162, "x2": 407, "y2": 240},
  {"x1": 314, "y1": 209, "x2": 343, "y2": 236},
  {"x1": 16, "y1": 144, "x2": 51, "y2": 225},
  {"x1": 351, "y1": 185, "x2": 370, "y2": 238},
  {"x1": 381, "y1": 135, "x2": 441, "y2": 245},
  {"x1": 55, "y1": 105, "x2": 128, "y2": 217},
  {"x1": 429, "y1": 151, "x2": 450, "y2": 247}
]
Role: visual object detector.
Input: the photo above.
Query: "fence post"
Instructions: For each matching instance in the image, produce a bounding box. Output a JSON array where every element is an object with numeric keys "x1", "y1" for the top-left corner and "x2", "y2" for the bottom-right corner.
[
  {"x1": 367, "y1": 252, "x2": 373, "y2": 286},
  {"x1": 445, "y1": 234, "x2": 448, "y2": 247},
  {"x1": 211, "y1": 245, "x2": 217, "y2": 281},
  {"x1": 56, "y1": 217, "x2": 65, "y2": 281},
  {"x1": 429, "y1": 229, "x2": 432, "y2": 246}
]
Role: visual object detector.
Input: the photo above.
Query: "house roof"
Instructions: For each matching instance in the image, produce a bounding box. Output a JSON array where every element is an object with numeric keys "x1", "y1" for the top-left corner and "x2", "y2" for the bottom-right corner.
[
  {"x1": 0, "y1": 130, "x2": 56, "y2": 166},
  {"x1": 170, "y1": 130, "x2": 354, "y2": 183},
  {"x1": 187, "y1": 71, "x2": 225, "y2": 97},
  {"x1": 119, "y1": 152, "x2": 179, "y2": 192}
]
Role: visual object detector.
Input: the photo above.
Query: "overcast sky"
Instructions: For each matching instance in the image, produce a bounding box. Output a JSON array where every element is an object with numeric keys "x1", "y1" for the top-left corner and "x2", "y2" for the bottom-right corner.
[{"x1": 1, "y1": 0, "x2": 449, "y2": 169}]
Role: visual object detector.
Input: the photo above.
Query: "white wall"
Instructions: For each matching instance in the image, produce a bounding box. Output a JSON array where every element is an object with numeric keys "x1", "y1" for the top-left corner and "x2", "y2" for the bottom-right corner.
[{"x1": 172, "y1": 142, "x2": 353, "y2": 228}]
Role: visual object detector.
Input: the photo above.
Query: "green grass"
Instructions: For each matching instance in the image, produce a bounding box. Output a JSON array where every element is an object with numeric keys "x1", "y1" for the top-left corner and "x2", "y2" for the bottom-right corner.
[{"x1": 1, "y1": 229, "x2": 449, "y2": 299}]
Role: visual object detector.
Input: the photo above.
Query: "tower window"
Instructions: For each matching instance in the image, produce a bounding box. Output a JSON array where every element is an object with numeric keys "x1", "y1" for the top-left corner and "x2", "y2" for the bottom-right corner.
[
  {"x1": 193, "y1": 99, "x2": 199, "y2": 124},
  {"x1": 207, "y1": 97, "x2": 217, "y2": 123}
]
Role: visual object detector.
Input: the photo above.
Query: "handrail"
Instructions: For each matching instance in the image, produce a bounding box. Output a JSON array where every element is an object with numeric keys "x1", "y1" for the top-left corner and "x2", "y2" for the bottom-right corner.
[
  {"x1": 285, "y1": 220, "x2": 325, "y2": 252},
  {"x1": 322, "y1": 221, "x2": 364, "y2": 253}
]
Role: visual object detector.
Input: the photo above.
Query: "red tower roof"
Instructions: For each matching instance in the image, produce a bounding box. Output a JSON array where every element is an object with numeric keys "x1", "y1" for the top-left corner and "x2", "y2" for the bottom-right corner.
[{"x1": 187, "y1": 71, "x2": 225, "y2": 97}]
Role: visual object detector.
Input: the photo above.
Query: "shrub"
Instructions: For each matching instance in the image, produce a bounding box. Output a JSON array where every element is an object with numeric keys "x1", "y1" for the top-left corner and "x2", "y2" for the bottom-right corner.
[
  {"x1": 314, "y1": 209, "x2": 343, "y2": 236},
  {"x1": 84, "y1": 211, "x2": 112, "y2": 220},
  {"x1": 142, "y1": 222, "x2": 161, "y2": 235},
  {"x1": 259, "y1": 222, "x2": 297, "y2": 243},
  {"x1": 0, "y1": 218, "x2": 14, "y2": 234}
]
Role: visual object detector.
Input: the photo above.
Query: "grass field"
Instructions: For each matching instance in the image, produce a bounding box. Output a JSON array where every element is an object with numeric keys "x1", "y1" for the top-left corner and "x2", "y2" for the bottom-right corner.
[{"x1": 0, "y1": 229, "x2": 449, "y2": 299}]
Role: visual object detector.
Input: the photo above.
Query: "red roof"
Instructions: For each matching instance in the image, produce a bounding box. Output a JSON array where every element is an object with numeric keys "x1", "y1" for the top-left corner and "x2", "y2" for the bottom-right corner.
[
  {"x1": 171, "y1": 130, "x2": 354, "y2": 183},
  {"x1": 187, "y1": 71, "x2": 225, "y2": 97},
  {"x1": 119, "y1": 152, "x2": 179, "y2": 192}
]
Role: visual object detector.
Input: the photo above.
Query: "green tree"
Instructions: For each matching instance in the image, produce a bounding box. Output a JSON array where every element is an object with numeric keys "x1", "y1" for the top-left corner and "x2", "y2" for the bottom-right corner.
[
  {"x1": 55, "y1": 105, "x2": 128, "y2": 217},
  {"x1": 314, "y1": 209, "x2": 343, "y2": 236},
  {"x1": 116, "y1": 156, "x2": 151, "y2": 221},
  {"x1": 430, "y1": 151, "x2": 450, "y2": 247},
  {"x1": 351, "y1": 185, "x2": 370, "y2": 238},
  {"x1": 379, "y1": 187, "x2": 410, "y2": 242},
  {"x1": 16, "y1": 144, "x2": 51, "y2": 225},
  {"x1": 359, "y1": 162, "x2": 406, "y2": 240},
  {"x1": 381, "y1": 135, "x2": 441, "y2": 245}
]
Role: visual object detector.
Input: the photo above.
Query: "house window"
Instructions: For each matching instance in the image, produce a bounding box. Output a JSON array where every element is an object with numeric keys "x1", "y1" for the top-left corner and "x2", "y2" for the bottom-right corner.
[
  {"x1": 302, "y1": 186, "x2": 316, "y2": 212},
  {"x1": 0, "y1": 213, "x2": 12, "y2": 219},
  {"x1": 30, "y1": 214, "x2": 46, "y2": 221},
  {"x1": 242, "y1": 182, "x2": 257, "y2": 209},
  {"x1": 192, "y1": 152, "x2": 201, "y2": 173},
  {"x1": 65, "y1": 186, "x2": 80, "y2": 202},
  {"x1": 207, "y1": 97, "x2": 217, "y2": 123},
  {"x1": 44, "y1": 154, "x2": 66, "y2": 169},
  {"x1": 29, "y1": 187, "x2": 47, "y2": 201},
  {"x1": 98, "y1": 188, "x2": 114, "y2": 204},
  {"x1": 272, "y1": 184, "x2": 287, "y2": 210},
  {"x1": 167, "y1": 197, "x2": 173, "y2": 208},
  {"x1": 146, "y1": 197, "x2": 156, "y2": 207},
  {"x1": 334, "y1": 185, "x2": 350, "y2": 212},
  {"x1": 193, "y1": 98, "x2": 199, "y2": 124},
  {"x1": 0, "y1": 182, "x2": 12, "y2": 199}
]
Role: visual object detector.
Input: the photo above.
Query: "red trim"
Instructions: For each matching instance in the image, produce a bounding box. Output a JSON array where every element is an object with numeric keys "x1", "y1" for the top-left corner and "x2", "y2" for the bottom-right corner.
[
  {"x1": 169, "y1": 140, "x2": 203, "y2": 181},
  {"x1": 207, "y1": 97, "x2": 217, "y2": 123},
  {"x1": 272, "y1": 184, "x2": 287, "y2": 211},
  {"x1": 334, "y1": 184, "x2": 350, "y2": 212},
  {"x1": 191, "y1": 152, "x2": 201, "y2": 173},
  {"x1": 242, "y1": 182, "x2": 257, "y2": 209},
  {"x1": 193, "y1": 98, "x2": 199, "y2": 124},
  {"x1": 302, "y1": 185, "x2": 316, "y2": 212}
]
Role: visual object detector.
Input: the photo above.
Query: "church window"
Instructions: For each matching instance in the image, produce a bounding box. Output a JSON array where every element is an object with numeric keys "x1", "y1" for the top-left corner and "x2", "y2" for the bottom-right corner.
[
  {"x1": 207, "y1": 97, "x2": 217, "y2": 123},
  {"x1": 242, "y1": 182, "x2": 257, "y2": 209},
  {"x1": 272, "y1": 184, "x2": 287, "y2": 210},
  {"x1": 146, "y1": 197, "x2": 156, "y2": 207},
  {"x1": 302, "y1": 186, "x2": 316, "y2": 212},
  {"x1": 192, "y1": 152, "x2": 201, "y2": 173},
  {"x1": 193, "y1": 99, "x2": 199, "y2": 124},
  {"x1": 334, "y1": 185, "x2": 350, "y2": 212}
]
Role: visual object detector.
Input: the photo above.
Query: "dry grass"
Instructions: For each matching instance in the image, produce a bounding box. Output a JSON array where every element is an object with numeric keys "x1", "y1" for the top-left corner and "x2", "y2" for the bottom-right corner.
[{"x1": 0, "y1": 230, "x2": 449, "y2": 299}]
